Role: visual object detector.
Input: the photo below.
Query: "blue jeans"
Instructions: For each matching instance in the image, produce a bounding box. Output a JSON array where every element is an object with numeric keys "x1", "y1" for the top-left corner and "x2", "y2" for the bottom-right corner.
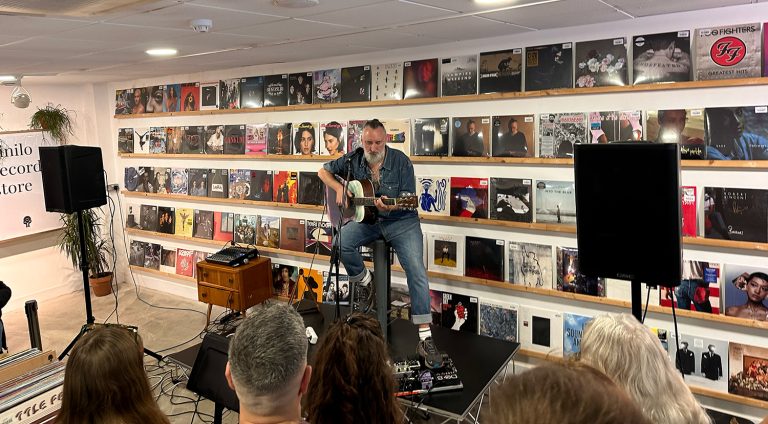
[
  {"x1": 675, "y1": 279, "x2": 712, "y2": 313},
  {"x1": 339, "y1": 216, "x2": 432, "y2": 325}
]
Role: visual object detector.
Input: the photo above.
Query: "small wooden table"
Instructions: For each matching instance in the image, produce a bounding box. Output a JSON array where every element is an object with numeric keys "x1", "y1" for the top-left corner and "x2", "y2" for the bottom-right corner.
[{"x1": 196, "y1": 258, "x2": 272, "y2": 324}]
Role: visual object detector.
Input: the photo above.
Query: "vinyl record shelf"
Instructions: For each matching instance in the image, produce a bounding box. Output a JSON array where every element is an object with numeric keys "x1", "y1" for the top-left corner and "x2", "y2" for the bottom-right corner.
[{"x1": 114, "y1": 76, "x2": 768, "y2": 120}]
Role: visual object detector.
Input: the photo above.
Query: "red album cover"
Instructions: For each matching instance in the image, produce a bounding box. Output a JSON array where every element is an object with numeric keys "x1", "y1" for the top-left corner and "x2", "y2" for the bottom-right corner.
[
  {"x1": 681, "y1": 186, "x2": 697, "y2": 237},
  {"x1": 280, "y1": 218, "x2": 305, "y2": 252},
  {"x1": 180, "y1": 83, "x2": 199, "y2": 112},
  {"x1": 176, "y1": 248, "x2": 195, "y2": 277},
  {"x1": 273, "y1": 171, "x2": 298, "y2": 204},
  {"x1": 402, "y1": 58, "x2": 438, "y2": 99},
  {"x1": 450, "y1": 177, "x2": 489, "y2": 219},
  {"x1": 213, "y1": 212, "x2": 234, "y2": 242}
]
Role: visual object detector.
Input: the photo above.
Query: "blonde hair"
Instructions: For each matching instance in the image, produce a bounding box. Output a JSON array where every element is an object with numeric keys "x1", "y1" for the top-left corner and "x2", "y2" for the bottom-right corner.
[{"x1": 580, "y1": 313, "x2": 710, "y2": 424}]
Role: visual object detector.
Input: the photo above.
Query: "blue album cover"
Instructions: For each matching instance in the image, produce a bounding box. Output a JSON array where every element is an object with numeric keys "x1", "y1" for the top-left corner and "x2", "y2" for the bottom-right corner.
[{"x1": 563, "y1": 313, "x2": 591, "y2": 358}]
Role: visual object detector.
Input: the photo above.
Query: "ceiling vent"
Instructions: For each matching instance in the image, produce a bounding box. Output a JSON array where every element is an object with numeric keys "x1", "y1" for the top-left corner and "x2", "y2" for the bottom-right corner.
[
  {"x1": 272, "y1": 0, "x2": 320, "y2": 8},
  {"x1": 0, "y1": 0, "x2": 152, "y2": 16}
]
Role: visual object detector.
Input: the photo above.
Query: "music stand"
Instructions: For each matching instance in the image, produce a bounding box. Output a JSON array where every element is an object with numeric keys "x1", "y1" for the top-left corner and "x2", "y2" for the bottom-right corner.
[{"x1": 186, "y1": 333, "x2": 239, "y2": 424}]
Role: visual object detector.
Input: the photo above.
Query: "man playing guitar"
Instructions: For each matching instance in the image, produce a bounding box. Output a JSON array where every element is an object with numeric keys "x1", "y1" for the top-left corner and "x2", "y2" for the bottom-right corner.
[{"x1": 318, "y1": 119, "x2": 444, "y2": 369}]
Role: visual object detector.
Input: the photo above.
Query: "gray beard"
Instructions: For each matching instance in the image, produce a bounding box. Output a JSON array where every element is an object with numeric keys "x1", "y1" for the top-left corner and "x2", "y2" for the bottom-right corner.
[{"x1": 365, "y1": 151, "x2": 384, "y2": 165}]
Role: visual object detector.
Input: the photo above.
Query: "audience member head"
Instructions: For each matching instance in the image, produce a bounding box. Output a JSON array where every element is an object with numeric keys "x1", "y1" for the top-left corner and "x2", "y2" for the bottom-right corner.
[
  {"x1": 56, "y1": 325, "x2": 169, "y2": 424},
  {"x1": 580, "y1": 313, "x2": 710, "y2": 424},
  {"x1": 305, "y1": 313, "x2": 401, "y2": 424},
  {"x1": 226, "y1": 303, "x2": 311, "y2": 423},
  {"x1": 488, "y1": 362, "x2": 651, "y2": 424}
]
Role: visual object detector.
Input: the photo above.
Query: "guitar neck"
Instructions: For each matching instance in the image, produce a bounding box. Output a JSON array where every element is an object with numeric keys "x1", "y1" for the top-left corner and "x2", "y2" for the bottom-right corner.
[{"x1": 351, "y1": 197, "x2": 397, "y2": 207}]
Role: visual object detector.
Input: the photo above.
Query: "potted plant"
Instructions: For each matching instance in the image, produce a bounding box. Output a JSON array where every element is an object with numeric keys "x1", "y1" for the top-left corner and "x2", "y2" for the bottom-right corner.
[
  {"x1": 59, "y1": 209, "x2": 114, "y2": 297},
  {"x1": 29, "y1": 103, "x2": 75, "y2": 145}
]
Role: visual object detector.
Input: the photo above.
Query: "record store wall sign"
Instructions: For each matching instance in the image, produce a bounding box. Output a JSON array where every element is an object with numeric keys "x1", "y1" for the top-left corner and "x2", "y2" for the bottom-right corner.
[{"x1": 0, "y1": 131, "x2": 61, "y2": 241}]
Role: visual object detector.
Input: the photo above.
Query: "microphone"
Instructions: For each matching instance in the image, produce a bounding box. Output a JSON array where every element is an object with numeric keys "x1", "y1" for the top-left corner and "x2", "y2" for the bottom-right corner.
[{"x1": 345, "y1": 146, "x2": 364, "y2": 162}]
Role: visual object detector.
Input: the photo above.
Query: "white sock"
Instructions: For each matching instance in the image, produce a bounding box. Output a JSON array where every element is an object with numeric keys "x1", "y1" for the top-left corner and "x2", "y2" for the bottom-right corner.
[
  {"x1": 419, "y1": 327, "x2": 432, "y2": 341},
  {"x1": 358, "y1": 269, "x2": 372, "y2": 286}
]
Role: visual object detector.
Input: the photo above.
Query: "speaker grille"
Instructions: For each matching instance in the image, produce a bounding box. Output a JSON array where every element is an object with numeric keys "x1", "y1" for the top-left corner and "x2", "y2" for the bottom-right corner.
[{"x1": 0, "y1": 0, "x2": 151, "y2": 16}]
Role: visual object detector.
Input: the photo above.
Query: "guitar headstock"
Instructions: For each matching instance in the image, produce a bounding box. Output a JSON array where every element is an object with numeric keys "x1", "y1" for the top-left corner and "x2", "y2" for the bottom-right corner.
[{"x1": 396, "y1": 193, "x2": 418, "y2": 211}]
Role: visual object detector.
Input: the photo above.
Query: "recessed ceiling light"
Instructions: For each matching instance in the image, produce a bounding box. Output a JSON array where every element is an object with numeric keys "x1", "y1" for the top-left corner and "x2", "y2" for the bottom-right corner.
[
  {"x1": 0, "y1": 75, "x2": 17, "y2": 82},
  {"x1": 146, "y1": 48, "x2": 178, "y2": 56},
  {"x1": 272, "y1": 0, "x2": 320, "y2": 8}
]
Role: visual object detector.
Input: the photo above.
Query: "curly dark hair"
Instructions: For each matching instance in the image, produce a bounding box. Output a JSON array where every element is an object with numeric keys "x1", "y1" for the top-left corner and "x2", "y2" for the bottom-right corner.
[{"x1": 304, "y1": 313, "x2": 402, "y2": 424}]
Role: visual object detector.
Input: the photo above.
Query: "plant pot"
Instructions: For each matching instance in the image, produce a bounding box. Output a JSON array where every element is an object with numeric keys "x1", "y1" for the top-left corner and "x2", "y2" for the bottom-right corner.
[{"x1": 89, "y1": 273, "x2": 113, "y2": 297}]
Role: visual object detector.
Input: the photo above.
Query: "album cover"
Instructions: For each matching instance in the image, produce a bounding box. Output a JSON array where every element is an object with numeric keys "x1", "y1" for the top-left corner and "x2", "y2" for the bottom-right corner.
[
  {"x1": 233, "y1": 214, "x2": 257, "y2": 245},
  {"x1": 313, "y1": 69, "x2": 340, "y2": 104},
  {"x1": 180, "y1": 82, "x2": 200, "y2": 112},
  {"x1": 491, "y1": 114, "x2": 535, "y2": 157},
  {"x1": 181, "y1": 126, "x2": 205, "y2": 154},
  {"x1": 157, "y1": 206, "x2": 175, "y2": 235},
  {"x1": 605, "y1": 279, "x2": 659, "y2": 306},
  {"x1": 451, "y1": 116, "x2": 490, "y2": 157},
  {"x1": 426, "y1": 233, "x2": 464, "y2": 276},
  {"x1": 647, "y1": 109, "x2": 705, "y2": 159},
  {"x1": 389, "y1": 285, "x2": 411, "y2": 321},
  {"x1": 633, "y1": 31, "x2": 692, "y2": 84},
  {"x1": 124, "y1": 167, "x2": 140, "y2": 192},
  {"x1": 256, "y1": 215, "x2": 280, "y2": 248},
  {"x1": 213, "y1": 212, "x2": 234, "y2": 242},
  {"x1": 305, "y1": 220, "x2": 332, "y2": 256},
  {"x1": 245, "y1": 123, "x2": 268, "y2": 155},
  {"x1": 520, "y1": 306, "x2": 563, "y2": 354},
  {"x1": 704, "y1": 187, "x2": 768, "y2": 243},
  {"x1": 143, "y1": 243, "x2": 161, "y2": 270},
  {"x1": 723, "y1": 263, "x2": 768, "y2": 320},
  {"x1": 247, "y1": 170, "x2": 273, "y2": 201},
  {"x1": 124, "y1": 204, "x2": 139, "y2": 229},
  {"x1": 479, "y1": 300, "x2": 518, "y2": 342},
  {"x1": 298, "y1": 268, "x2": 323, "y2": 303},
  {"x1": 273, "y1": 263, "x2": 299, "y2": 297},
  {"x1": 682, "y1": 186, "x2": 697, "y2": 237},
  {"x1": 441, "y1": 291, "x2": 479, "y2": 333},
  {"x1": 412, "y1": 118, "x2": 449, "y2": 156},
  {"x1": 341, "y1": 65, "x2": 371, "y2": 103},
  {"x1": 148, "y1": 127, "x2": 166, "y2": 154},
  {"x1": 174, "y1": 208, "x2": 194, "y2": 237},
  {"x1": 280, "y1": 218, "x2": 305, "y2": 252},
  {"x1": 129, "y1": 241, "x2": 145, "y2": 267},
  {"x1": 322, "y1": 271, "x2": 350, "y2": 305},
  {"x1": 402, "y1": 58, "x2": 438, "y2": 99},
  {"x1": 298, "y1": 172, "x2": 324, "y2": 206},
  {"x1": 199, "y1": 81, "x2": 219, "y2": 110},
  {"x1": 204, "y1": 125, "x2": 224, "y2": 154},
  {"x1": 489, "y1": 178, "x2": 532, "y2": 223},
  {"x1": 163, "y1": 83, "x2": 181, "y2": 112},
  {"x1": 223, "y1": 124, "x2": 246, "y2": 155},
  {"x1": 508, "y1": 241, "x2": 553, "y2": 288},
  {"x1": 292, "y1": 122, "x2": 318, "y2": 155},
  {"x1": 118, "y1": 128, "x2": 133, "y2": 153},
  {"x1": 129, "y1": 87, "x2": 148, "y2": 115},
  {"x1": 228, "y1": 169, "x2": 251, "y2": 200},
  {"x1": 263, "y1": 74, "x2": 288, "y2": 107},
  {"x1": 372, "y1": 62, "x2": 403, "y2": 101},
  {"x1": 139, "y1": 205, "x2": 158, "y2": 232},
  {"x1": 416, "y1": 176, "x2": 450, "y2": 216},
  {"x1": 133, "y1": 127, "x2": 149, "y2": 154},
  {"x1": 538, "y1": 112, "x2": 587, "y2": 158},
  {"x1": 667, "y1": 333, "x2": 728, "y2": 392},
  {"x1": 535, "y1": 180, "x2": 575, "y2": 224},
  {"x1": 729, "y1": 342, "x2": 768, "y2": 400},
  {"x1": 145, "y1": 85, "x2": 164, "y2": 113},
  {"x1": 440, "y1": 55, "x2": 478, "y2": 96},
  {"x1": 267, "y1": 122, "x2": 292, "y2": 155},
  {"x1": 165, "y1": 126, "x2": 182, "y2": 154},
  {"x1": 273, "y1": 171, "x2": 298, "y2": 204},
  {"x1": 187, "y1": 168, "x2": 208, "y2": 197},
  {"x1": 155, "y1": 168, "x2": 172, "y2": 194},
  {"x1": 705, "y1": 105, "x2": 768, "y2": 160},
  {"x1": 659, "y1": 260, "x2": 721, "y2": 314},
  {"x1": 478, "y1": 48, "x2": 522, "y2": 94},
  {"x1": 289, "y1": 72, "x2": 313, "y2": 105},
  {"x1": 135, "y1": 166, "x2": 153, "y2": 193},
  {"x1": 168, "y1": 168, "x2": 186, "y2": 195},
  {"x1": 240, "y1": 76, "x2": 264, "y2": 108},
  {"x1": 563, "y1": 313, "x2": 592, "y2": 358},
  {"x1": 207, "y1": 169, "x2": 229, "y2": 199},
  {"x1": 192, "y1": 210, "x2": 214, "y2": 240},
  {"x1": 649, "y1": 326, "x2": 670, "y2": 353},
  {"x1": 465, "y1": 236, "x2": 504, "y2": 281},
  {"x1": 176, "y1": 248, "x2": 195, "y2": 277},
  {"x1": 525, "y1": 42, "x2": 573, "y2": 91},
  {"x1": 194, "y1": 252, "x2": 208, "y2": 276},
  {"x1": 115, "y1": 89, "x2": 131, "y2": 115},
  {"x1": 219, "y1": 78, "x2": 240, "y2": 110},
  {"x1": 696, "y1": 23, "x2": 761, "y2": 81},
  {"x1": 588, "y1": 110, "x2": 643, "y2": 143},
  {"x1": 319, "y1": 121, "x2": 347, "y2": 155},
  {"x1": 574, "y1": 38, "x2": 628, "y2": 87},
  {"x1": 347, "y1": 120, "x2": 367, "y2": 152},
  {"x1": 450, "y1": 177, "x2": 488, "y2": 219},
  {"x1": 160, "y1": 247, "x2": 176, "y2": 274},
  {"x1": 429, "y1": 289, "x2": 443, "y2": 326},
  {"x1": 556, "y1": 246, "x2": 604, "y2": 297},
  {"x1": 380, "y1": 118, "x2": 411, "y2": 155}
]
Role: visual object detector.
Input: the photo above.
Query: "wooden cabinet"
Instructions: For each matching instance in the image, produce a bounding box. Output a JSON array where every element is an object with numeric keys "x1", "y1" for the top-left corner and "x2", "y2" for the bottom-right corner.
[{"x1": 196, "y1": 257, "x2": 272, "y2": 324}]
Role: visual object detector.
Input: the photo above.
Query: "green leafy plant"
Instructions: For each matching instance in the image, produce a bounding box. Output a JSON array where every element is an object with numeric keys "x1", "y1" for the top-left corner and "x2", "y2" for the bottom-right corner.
[
  {"x1": 59, "y1": 210, "x2": 112, "y2": 278},
  {"x1": 29, "y1": 103, "x2": 75, "y2": 145}
]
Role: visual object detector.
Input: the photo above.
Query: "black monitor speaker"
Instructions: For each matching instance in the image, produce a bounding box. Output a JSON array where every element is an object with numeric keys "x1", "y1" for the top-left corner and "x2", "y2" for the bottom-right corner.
[
  {"x1": 38, "y1": 145, "x2": 107, "y2": 213},
  {"x1": 574, "y1": 142, "x2": 682, "y2": 287},
  {"x1": 186, "y1": 332, "x2": 240, "y2": 414}
]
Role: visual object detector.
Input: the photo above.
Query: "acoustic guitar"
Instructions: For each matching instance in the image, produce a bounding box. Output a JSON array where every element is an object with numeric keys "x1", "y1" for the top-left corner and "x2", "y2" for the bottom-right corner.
[{"x1": 326, "y1": 178, "x2": 417, "y2": 225}]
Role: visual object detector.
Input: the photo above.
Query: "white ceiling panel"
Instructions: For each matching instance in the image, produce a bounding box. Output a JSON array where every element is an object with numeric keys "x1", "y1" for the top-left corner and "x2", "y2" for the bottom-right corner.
[
  {"x1": 311, "y1": 1, "x2": 458, "y2": 28},
  {"x1": 224, "y1": 17, "x2": 359, "y2": 40},
  {"x1": 401, "y1": 0, "x2": 560, "y2": 14},
  {"x1": 186, "y1": 0, "x2": 390, "y2": 19},
  {"x1": 1, "y1": 36, "x2": 118, "y2": 53},
  {"x1": 483, "y1": 0, "x2": 626, "y2": 29},
  {"x1": 105, "y1": 2, "x2": 285, "y2": 31},
  {"x1": 397, "y1": 15, "x2": 530, "y2": 42},
  {"x1": 0, "y1": 16, "x2": 92, "y2": 37},
  {"x1": 605, "y1": 0, "x2": 751, "y2": 17},
  {"x1": 52, "y1": 22, "x2": 187, "y2": 43},
  {"x1": 328, "y1": 28, "x2": 449, "y2": 50}
]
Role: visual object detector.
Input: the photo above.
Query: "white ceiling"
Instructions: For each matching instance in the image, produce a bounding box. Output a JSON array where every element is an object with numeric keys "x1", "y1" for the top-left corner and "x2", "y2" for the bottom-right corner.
[{"x1": 0, "y1": 0, "x2": 759, "y2": 84}]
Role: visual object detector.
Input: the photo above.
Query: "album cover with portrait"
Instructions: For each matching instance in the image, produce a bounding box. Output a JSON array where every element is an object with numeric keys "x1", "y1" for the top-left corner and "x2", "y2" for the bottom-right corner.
[
  {"x1": 402, "y1": 58, "x2": 438, "y2": 99},
  {"x1": 233, "y1": 214, "x2": 257, "y2": 245},
  {"x1": 292, "y1": 122, "x2": 318, "y2": 155},
  {"x1": 152, "y1": 167, "x2": 171, "y2": 194},
  {"x1": 450, "y1": 177, "x2": 488, "y2": 219},
  {"x1": 341, "y1": 65, "x2": 371, "y2": 103},
  {"x1": 280, "y1": 218, "x2": 305, "y2": 252},
  {"x1": 115, "y1": 89, "x2": 131, "y2": 115},
  {"x1": 193, "y1": 210, "x2": 214, "y2": 240},
  {"x1": 247, "y1": 170, "x2": 273, "y2": 201},
  {"x1": 489, "y1": 178, "x2": 532, "y2": 223},
  {"x1": 298, "y1": 268, "x2": 323, "y2": 303},
  {"x1": 240, "y1": 76, "x2": 264, "y2": 108},
  {"x1": 633, "y1": 31, "x2": 692, "y2": 84},
  {"x1": 263, "y1": 74, "x2": 288, "y2": 107},
  {"x1": 347, "y1": 120, "x2": 367, "y2": 152},
  {"x1": 223, "y1": 124, "x2": 246, "y2": 155},
  {"x1": 563, "y1": 313, "x2": 592, "y2": 358},
  {"x1": 218, "y1": 78, "x2": 240, "y2": 110},
  {"x1": 416, "y1": 176, "x2": 450, "y2": 216},
  {"x1": 165, "y1": 126, "x2": 182, "y2": 154},
  {"x1": 181, "y1": 126, "x2": 205, "y2": 154},
  {"x1": 148, "y1": 127, "x2": 166, "y2": 154},
  {"x1": 574, "y1": 38, "x2": 628, "y2": 87},
  {"x1": 139, "y1": 205, "x2": 158, "y2": 232},
  {"x1": 180, "y1": 83, "x2": 199, "y2": 112},
  {"x1": 167, "y1": 168, "x2": 186, "y2": 195},
  {"x1": 440, "y1": 55, "x2": 478, "y2": 96},
  {"x1": 319, "y1": 121, "x2": 347, "y2": 155},
  {"x1": 156, "y1": 206, "x2": 175, "y2": 235},
  {"x1": 174, "y1": 208, "x2": 194, "y2": 238},
  {"x1": 199, "y1": 81, "x2": 219, "y2": 110},
  {"x1": 427, "y1": 233, "x2": 464, "y2": 276},
  {"x1": 129, "y1": 241, "x2": 146, "y2": 267},
  {"x1": 703, "y1": 187, "x2": 768, "y2": 243},
  {"x1": 118, "y1": 128, "x2": 133, "y2": 154},
  {"x1": 213, "y1": 212, "x2": 234, "y2": 242},
  {"x1": 441, "y1": 292, "x2": 479, "y2": 333},
  {"x1": 305, "y1": 220, "x2": 332, "y2": 256},
  {"x1": 535, "y1": 180, "x2": 575, "y2": 224},
  {"x1": 479, "y1": 300, "x2": 518, "y2": 342},
  {"x1": 380, "y1": 118, "x2": 411, "y2": 156},
  {"x1": 478, "y1": 48, "x2": 522, "y2": 94},
  {"x1": 465, "y1": 236, "x2": 504, "y2": 281},
  {"x1": 723, "y1": 263, "x2": 768, "y2": 320},
  {"x1": 520, "y1": 306, "x2": 563, "y2": 354},
  {"x1": 256, "y1": 215, "x2": 280, "y2": 248},
  {"x1": 289, "y1": 72, "x2": 313, "y2": 105},
  {"x1": 187, "y1": 168, "x2": 207, "y2": 197},
  {"x1": 313, "y1": 68, "x2": 340, "y2": 104},
  {"x1": 228, "y1": 169, "x2": 251, "y2": 200},
  {"x1": 207, "y1": 169, "x2": 229, "y2": 199},
  {"x1": 273, "y1": 263, "x2": 299, "y2": 297},
  {"x1": 525, "y1": 42, "x2": 573, "y2": 91},
  {"x1": 508, "y1": 241, "x2": 553, "y2": 288},
  {"x1": 659, "y1": 260, "x2": 721, "y2": 314},
  {"x1": 588, "y1": 110, "x2": 643, "y2": 143},
  {"x1": 134, "y1": 166, "x2": 153, "y2": 193},
  {"x1": 491, "y1": 115, "x2": 534, "y2": 157},
  {"x1": 129, "y1": 87, "x2": 148, "y2": 115},
  {"x1": 451, "y1": 116, "x2": 490, "y2": 157},
  {"x1": 669, "y1": 333, "x2": 728, "y2": 392},
  {"x1": 245, "y1": 123, "x2": 268, "y2": 156},
  {"x1": 163, "y1": 83, "x2": 181, "y2": 112},
  {"x1": 647, "y1": 109, "x2": 705, "y2": 159},
  {"x1": 273, "y1": 171, "x2": 298, "y2": 204},
  {"x1": 145, "y1": 85, "x2": 164, "y2": 114},
  {"x1": 729, "y1": 342, "x2": 768, "y2": 401},
  {"x1": 556, "y1": 246, "x2": 604, "y2": 297},
  {"x1": 372, "y1": 62, "x2": 403, "y2": 101},
  {"x1": 143, "y1": 243, "x2": 161, "y2": 270},
  {"x1": 695, "y1": 23, "x2": 761, "y2": 81},
  {"x1": 704, "y1": 105, "x2": 768, "y2": 160},
  {"x1": 537, "y1": 112, "x2": 587, "y2": 158},
  {"x1": 322, "y1": 271, "x2": 350, "y2": 305},
  {"x1": 204, "y1": 125, "x2": 224, "y2": 154},
  {"x1": 267, "y1": 122, "x2": 292, "y2": 155},
  {"x1": 160, "y1": 247, "x2": 176, "y2": 274},
  {"x1": 412, "y1": 117, "x2": 449, "y2": 156},
  {"x1": 298, "y1": 172, "x2": 324, "y2": 206}
]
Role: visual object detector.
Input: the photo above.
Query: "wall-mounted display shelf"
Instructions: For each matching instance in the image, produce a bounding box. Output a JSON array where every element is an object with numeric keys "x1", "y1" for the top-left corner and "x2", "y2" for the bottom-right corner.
[{"x1": 121, "y1": 191, "x2": 325, "y2": 212}]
